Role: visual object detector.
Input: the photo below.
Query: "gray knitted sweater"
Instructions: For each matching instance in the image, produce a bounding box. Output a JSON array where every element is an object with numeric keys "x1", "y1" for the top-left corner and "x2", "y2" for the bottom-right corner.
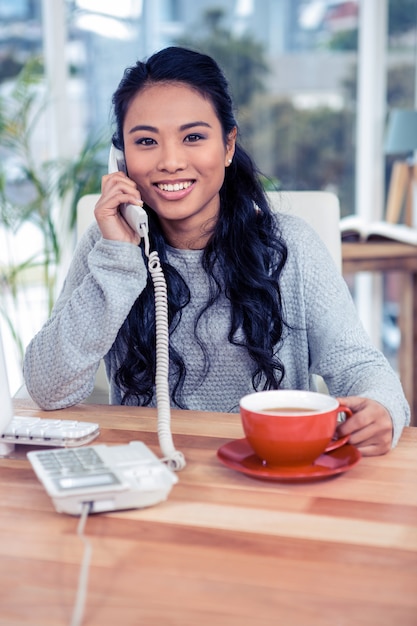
[{"x1": 23, "y1": 213, "x2": 410, "y2": 446}]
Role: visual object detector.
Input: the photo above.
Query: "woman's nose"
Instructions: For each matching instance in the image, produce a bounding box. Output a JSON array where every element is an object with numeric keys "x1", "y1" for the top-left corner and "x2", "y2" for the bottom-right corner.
[{"x1": 157, "y1": 143, "x2": 186, "y2": 173}]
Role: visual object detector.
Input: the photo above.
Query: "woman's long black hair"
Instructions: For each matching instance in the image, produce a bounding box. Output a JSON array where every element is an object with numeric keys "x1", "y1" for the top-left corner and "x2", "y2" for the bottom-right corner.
[{"x1": 111, "y1": 46, "x2": 288, "y2": 407}]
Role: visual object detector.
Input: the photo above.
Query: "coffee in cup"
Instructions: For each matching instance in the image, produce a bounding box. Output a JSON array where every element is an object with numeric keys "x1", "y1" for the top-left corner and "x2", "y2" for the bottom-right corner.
[{"x1": 239, "y1": 389, "x2": 352, "y2": 467}]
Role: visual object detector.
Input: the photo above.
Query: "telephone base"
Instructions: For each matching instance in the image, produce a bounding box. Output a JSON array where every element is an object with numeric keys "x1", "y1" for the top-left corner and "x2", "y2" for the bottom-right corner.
[{"x1": 28, "y1": 441, "x2": 178, "y2": 515}]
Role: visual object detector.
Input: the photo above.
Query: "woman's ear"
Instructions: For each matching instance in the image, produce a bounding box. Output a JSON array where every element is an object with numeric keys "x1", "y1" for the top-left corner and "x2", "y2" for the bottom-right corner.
[{"x1": 225, "y1": 127, "x2": 237, "y2": 167}]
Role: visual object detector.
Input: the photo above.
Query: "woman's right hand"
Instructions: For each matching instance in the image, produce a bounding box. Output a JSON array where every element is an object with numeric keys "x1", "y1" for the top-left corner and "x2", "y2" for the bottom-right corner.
[{"x1": 94, "y1": 171, "x2": 143, "y2": 244}]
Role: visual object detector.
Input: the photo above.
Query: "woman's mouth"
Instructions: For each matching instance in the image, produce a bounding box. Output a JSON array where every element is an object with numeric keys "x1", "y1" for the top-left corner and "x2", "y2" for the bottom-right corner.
[{"x1": 156, "y1": 181, "x2": 194, "y2": 192}]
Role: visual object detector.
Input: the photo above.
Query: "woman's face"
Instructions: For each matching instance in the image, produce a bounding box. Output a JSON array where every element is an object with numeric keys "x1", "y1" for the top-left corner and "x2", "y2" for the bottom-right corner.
[{"x1": 123, "y1": 82, "x2": 236, "y2": 248}]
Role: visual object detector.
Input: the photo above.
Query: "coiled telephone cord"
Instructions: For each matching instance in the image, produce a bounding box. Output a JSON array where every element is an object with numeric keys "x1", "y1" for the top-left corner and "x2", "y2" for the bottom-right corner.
[{"x1": 144, "y1": 241, "x2": 186, "y2": 471}]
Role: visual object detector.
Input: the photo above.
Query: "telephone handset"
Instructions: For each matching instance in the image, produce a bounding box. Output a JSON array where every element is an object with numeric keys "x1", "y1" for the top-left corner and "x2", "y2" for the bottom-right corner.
[
  {"x1": 108, "y1": 144, "x2": 149, "y2": 245},
  {"x1": 107, "y1": 143, "x2": 185, "y2": 472}
]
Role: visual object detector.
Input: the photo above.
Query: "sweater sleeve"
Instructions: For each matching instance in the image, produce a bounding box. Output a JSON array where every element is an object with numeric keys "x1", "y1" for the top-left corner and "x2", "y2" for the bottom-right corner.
[
  {"x1": 280, "y1": 215, "x2": 410, "y2": 447},
  {"x1": 23, "y1": 224, "x2": 147, "y2": 409}
]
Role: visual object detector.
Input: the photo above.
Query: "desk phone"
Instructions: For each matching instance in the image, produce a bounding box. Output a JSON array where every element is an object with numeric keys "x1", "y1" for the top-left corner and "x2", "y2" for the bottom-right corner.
[{"x1": 27, "y1": 441, "x2": 178, "y2": 515}]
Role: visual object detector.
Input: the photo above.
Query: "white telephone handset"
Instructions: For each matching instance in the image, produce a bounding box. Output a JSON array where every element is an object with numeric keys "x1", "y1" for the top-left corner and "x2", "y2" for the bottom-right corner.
[
  {"x1": 107, "y1": 144, "x2": 185, "y2": 471},
  {"x1": 108, "y1": 144, "x2": 149, "y2": 248}
]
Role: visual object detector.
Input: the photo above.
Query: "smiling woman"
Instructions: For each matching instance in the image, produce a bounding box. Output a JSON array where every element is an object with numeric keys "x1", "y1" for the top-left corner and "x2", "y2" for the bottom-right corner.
[
  {"x1": 120, "y1": 82, "x2": 236, "y2": 249},
  {"x1": 23, "y1": 46, "x2": 409, "y2": 457}
]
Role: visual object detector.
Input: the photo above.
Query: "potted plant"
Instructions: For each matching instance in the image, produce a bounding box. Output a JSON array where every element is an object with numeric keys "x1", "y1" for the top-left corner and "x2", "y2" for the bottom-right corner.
[{"x1": 0, "y1": 57, "x2": 107, "y2": 378}]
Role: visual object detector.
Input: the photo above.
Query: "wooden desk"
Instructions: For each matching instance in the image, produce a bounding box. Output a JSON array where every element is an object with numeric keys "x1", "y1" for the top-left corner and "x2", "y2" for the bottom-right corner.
[
  {"x1": 1, "y1": 401, "x2": 417, "y2": 626},
  {"x1": 342, "y1": 241, "x2": 417, "y2": 423}
]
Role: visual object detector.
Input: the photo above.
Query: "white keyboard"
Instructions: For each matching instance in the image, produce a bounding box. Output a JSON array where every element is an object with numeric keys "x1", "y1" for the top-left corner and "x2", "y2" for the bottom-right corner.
[{"x1": 1, "y1": 415, "x2": 100, "y2": 447}]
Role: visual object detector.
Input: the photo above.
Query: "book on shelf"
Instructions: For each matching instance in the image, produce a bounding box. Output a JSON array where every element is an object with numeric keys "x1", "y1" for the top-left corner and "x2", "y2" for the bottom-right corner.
[{"x1": 340, "y1": 215, "x2": 417, "y2": 245}]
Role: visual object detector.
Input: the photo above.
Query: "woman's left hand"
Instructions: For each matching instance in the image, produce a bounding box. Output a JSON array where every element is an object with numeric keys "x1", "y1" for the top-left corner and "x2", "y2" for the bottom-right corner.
[{"x1": 336, "y1": 396, "x2": 393, "y2": 456}]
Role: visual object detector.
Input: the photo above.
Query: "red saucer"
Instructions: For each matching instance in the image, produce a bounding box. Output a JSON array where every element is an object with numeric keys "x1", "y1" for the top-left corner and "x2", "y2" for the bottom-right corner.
[
  {"x1": 325, "y1": 433, "x2": 349, "y2": 452},
  {"x1": 217, "y1": 438, "x2": 361, "y2": 483}
]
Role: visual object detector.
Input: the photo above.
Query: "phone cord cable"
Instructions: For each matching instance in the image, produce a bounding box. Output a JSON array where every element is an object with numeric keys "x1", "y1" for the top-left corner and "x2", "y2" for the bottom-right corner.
[
  {"x1": 143, "y1": 234, "x2": 185, "y2": 471},
  {"x1": 70, "y1": 501, "x2": 93, "y2": 626}
]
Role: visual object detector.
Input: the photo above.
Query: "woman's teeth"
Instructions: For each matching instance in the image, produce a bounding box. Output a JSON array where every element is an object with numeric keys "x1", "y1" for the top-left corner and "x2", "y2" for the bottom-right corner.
[{"x1": 157, "y1": 181, "x2": 193, "y2": 192}]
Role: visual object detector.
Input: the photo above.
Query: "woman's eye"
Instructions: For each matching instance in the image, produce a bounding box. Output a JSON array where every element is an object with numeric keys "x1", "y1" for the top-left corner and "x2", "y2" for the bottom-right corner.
[
  {"x1": 136, "y1": 137, "x2": 156, "y2": 146},
  {"x1": 185, "y1": 134, "x2": 203, "y2": 143}
]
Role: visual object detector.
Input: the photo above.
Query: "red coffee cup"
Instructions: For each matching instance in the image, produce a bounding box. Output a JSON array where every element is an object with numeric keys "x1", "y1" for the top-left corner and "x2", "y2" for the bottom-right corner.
[{"x1": 240, "y1": 390, "x2": 352, "y2": 467}]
